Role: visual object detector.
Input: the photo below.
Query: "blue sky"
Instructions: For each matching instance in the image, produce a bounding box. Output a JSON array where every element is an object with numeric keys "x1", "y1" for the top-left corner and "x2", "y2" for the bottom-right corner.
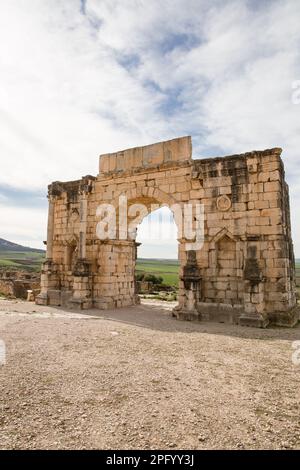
[{"x1": 0, "y1": 0, "x2": 299, "y2": 257}]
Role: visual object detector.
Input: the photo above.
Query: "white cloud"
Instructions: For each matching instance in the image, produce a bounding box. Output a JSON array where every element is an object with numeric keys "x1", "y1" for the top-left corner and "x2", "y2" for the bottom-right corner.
[
  {"x1": 136, "y1": 206, "x2": 178, "y2": 258},
  {"x1": 0, "y1": 203, "x2": 47, "y2": 249},
  {"x1": 0, "y1": 0, "x2": 299, "y2": 256},
  {"x1": 0, "y1": 0, "x2": 171, "y2": 191}
]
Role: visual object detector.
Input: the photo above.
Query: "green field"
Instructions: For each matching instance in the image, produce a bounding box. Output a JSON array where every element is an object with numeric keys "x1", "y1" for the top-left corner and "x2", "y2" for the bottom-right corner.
[
  {"x1": 296, "y1": 260, "x2": 300, "y2": 291},
  {"x1": 0, "y1": 249, "x2": 179, "y2": 286},
  {"x1": 0, "y1": 250, "x2": 45, "y2": 272},
  {"x1": 137, "y1": 258, "x2": 300, "y2": 290},
  {"x1": 136, "y1": 258, "x2": 179, "y2": 287},
  {"x1": 1, "y1": 251, "x2": 298, "y2": 290}
]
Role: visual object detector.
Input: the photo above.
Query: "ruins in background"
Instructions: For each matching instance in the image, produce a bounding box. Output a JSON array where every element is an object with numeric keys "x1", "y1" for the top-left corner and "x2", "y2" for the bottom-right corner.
[{"x1": 0, "y1": 270, "x2": 40, "y2": 299}]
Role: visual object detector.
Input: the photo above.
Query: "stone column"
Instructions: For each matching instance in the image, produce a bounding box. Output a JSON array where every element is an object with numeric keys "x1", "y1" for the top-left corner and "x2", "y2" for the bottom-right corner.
[
  {"x1": 36, "y1": 194, "x2": 60, "y2": 306},
  {"x1": 69, "y1": 185, "x2": 92, "y2": 309},
  {"x1": 79, "y1": 195, "x2": 87, "y2": 259},
  {"x1": 93, "y1": 240, "x2": 139, "y2": 310},
  {"x1": 239, "y1": 241, "x2": 268, "y2": 328},
  {"x1": 46, "y1": 196, "x2": 55, "y2": 260},
  {"x1": 173, "y1": 249, "x2": 202, "y2": 321}
]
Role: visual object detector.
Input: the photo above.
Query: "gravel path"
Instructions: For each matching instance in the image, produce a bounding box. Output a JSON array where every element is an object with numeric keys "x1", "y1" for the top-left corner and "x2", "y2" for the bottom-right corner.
[{"x1": 0, "y1": 298, "x2": 300, "y2": 450}]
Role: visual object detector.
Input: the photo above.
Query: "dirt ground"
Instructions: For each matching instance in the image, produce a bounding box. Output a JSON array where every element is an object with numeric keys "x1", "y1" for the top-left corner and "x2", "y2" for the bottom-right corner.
[{"x1": 0, "y1": 297, "x2": 300, "y2": 450}]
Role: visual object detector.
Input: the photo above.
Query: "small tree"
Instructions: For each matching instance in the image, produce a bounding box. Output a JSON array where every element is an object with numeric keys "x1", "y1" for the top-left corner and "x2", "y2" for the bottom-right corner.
[{"x1": 144, "y1": 274, "x2": 163, "y2": 285}]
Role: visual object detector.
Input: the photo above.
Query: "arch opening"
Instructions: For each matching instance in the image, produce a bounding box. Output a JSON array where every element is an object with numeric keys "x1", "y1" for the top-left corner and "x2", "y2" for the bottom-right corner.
[{"x1": 134, "y1": 205, "x2": 179, "y2": 306}]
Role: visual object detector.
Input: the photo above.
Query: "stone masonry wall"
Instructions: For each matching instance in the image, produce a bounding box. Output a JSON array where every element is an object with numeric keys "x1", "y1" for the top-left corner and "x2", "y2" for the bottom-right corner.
[{"x1": 36, "y1": 136, "x2": 299, "y2": 327}]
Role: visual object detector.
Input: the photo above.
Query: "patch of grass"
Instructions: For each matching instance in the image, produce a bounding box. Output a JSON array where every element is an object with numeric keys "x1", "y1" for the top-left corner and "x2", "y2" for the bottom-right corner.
[
  {"x1": 0, "y1": 258, "x2": 19, "y2": 267},
  {"x1": 0, "y1": 249, "x2": 45, "y2": 271},
  {"x1": 136, "y1": 258, "x2": 179, "y2": 287},
  {"x1": 296, "y1": 262, "x2": 300, "y2": 288}
]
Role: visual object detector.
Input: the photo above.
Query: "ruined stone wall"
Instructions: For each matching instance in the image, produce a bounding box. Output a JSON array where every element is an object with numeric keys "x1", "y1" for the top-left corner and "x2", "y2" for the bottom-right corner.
[
  {"x1": 0, "y1": 270, "x2": 40, "y2": 299},
  {"x1": 184, "y1": 149, "x2": 297, "y2": 326},
  {"x1": 36, "y1": 136, "x2": 298, "y2": 327}
]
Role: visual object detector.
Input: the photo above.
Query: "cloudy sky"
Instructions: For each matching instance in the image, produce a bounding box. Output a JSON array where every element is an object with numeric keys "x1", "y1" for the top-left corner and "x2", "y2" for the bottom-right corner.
[{"x1": 0, "y1": 0, "x2": 299, "y2": 258}]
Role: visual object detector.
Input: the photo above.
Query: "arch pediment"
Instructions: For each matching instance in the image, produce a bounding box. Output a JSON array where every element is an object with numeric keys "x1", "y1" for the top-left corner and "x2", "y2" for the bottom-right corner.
[{"x1": 210, "y1": 227, "x2": 238, "y2": 246}]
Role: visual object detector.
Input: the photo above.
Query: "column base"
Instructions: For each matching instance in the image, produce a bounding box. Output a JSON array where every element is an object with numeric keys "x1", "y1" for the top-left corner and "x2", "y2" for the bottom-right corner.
[
  {"x1": 268, "y1": 306, "x2": 300, "y2": 327},
  {"x1": 239, "y1": 313, "x2": 269, "y2": 328},
  {"x1": 172, "y1": 307, "x2": 201, "y2": 322},
  {"x1": 35, "y1": 293, "x2": 48, "y2": 306},
  {"x1": 36, "y1": 289, "x2": 62, "y2": 306},
  {"x1": 174, "y1": 302, "x2": 242, "y2": 324},
  {"x1": 93, "y1": 295, "x2": 140, "y2": 310},
  {"x1": 68, "y1": 297, "x2": 92, "y2": 310},
  {"x1": 174, "y1": 303, "x2": 271, "y2": 327}
]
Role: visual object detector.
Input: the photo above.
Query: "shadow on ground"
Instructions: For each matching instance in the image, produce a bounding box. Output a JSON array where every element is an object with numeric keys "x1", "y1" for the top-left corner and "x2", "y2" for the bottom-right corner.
[
  {"x1": 1, "y1": 298, "x2": 299, "y2": 341},
  {"x1": 70, "y1": 301, "x2": 300, "y2": 342}
]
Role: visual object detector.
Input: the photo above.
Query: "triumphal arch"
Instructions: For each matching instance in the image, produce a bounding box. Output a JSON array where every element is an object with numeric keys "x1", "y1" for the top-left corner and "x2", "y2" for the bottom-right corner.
[{"x1": 36, "y1": 136, "x2": 299, "y2": 327}]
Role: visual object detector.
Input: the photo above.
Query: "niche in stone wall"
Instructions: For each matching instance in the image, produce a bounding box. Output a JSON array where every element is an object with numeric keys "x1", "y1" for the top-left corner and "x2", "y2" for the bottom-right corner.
[
  {"x1": 67, "y1": 208, "x2": 80, "y2": 236},
  {"x1": 208, "y1": 229, "x2": 243, "y2": 305},
  {"x1": 217, "y1": 235, "x2": 237, "y2": 276},
  {"x1": 65, "y1": 237, "x2": 78, "y2": 271}
]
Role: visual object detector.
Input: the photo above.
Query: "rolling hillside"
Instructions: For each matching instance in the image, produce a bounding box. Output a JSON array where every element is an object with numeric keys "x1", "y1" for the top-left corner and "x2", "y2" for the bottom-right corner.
[
  {"x1": 0, "y1": 238, "x2": 180, "y2": 283},
  {"x1": 0, "y1": 236, "x2": 296, "y2": 289},
  {"x1": 0, "y1": 238, "x2": 45, "y2": 272}
]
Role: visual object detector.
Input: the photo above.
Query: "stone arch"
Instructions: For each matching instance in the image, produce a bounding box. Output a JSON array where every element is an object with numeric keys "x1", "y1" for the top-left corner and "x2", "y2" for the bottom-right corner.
[
  {"x1": 111, "y1": 186, "x2": 179, "y2": 211},
  {"x1": 101, "y1": 186, "x2": 183, "y2": 309},
  {"x1": 110, "y1": 186, "x2": 182, "y2": 241},
  {"x1": 37, "y1": 136, "x2": 299, "y2": 327}
]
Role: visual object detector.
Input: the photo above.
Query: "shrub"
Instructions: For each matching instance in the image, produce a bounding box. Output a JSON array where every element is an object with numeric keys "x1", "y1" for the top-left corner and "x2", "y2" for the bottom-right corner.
[{"x1": 143, "y1": 274, "x2": 163, "y2": 284}]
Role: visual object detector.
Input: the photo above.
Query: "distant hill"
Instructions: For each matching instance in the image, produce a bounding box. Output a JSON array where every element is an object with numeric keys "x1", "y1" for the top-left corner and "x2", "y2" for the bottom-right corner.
[{"x1": 0, "y1": 238, "x2": 44, "y2": 253}]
